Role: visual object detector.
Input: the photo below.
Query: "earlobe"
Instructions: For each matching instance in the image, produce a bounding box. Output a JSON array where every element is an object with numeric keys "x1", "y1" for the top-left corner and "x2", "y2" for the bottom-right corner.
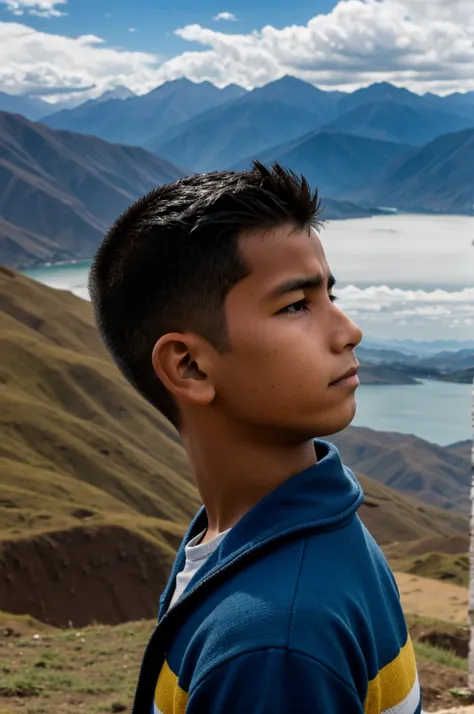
[{"x1": 151, "y1": 333, "x2": 216, "y2": 407}]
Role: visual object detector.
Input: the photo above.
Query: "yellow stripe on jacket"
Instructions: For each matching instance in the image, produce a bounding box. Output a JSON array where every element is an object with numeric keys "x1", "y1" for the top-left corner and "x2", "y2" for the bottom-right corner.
[
  {"x1": 364, "y1": 635, "x2": 418, "y2": 714},
  {"x1": 154, "y1": 636, "x2": 418, "y2": 714},
  {"x1": 154, "y1": 659, "x2": 188, "y2": 714}
]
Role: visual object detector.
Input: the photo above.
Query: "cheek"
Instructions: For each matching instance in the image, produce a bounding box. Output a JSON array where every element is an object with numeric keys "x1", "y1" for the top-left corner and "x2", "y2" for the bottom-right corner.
[{"x1": 223, "y1": 325, "x2": 328, "y2": 397}]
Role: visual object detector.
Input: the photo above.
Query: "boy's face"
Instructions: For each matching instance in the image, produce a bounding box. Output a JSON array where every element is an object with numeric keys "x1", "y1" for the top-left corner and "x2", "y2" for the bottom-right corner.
[{"x1": 211, "y1": 223, "x2": 363, "y2": 439}]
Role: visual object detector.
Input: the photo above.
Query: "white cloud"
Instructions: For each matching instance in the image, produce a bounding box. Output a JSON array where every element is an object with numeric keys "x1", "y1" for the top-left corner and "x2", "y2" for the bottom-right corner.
[
  {"x1": 128, "y1": 27, "x2": 136, "y2": 32},
  {"x1": 0, "y1": 21, "x2": 161, "y2": 98},
  {"x1": 0, "y1": 0, "x2": 473, "y2": 100},
  {"x1": 337, "y1": 285, "x2": 474, "y2": 339},
  {"x1": 213, "y1": 11, "x2": 237, "y2": 22},
  {"x1": 0, "y1": 0, "x2": 67, "y2": 17},
  {"x1": 166, "y1": 0, "x2": 474, "y2": 94}
]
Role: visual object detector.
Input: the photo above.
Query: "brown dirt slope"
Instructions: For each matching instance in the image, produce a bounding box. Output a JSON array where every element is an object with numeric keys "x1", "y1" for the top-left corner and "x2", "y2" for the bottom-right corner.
[{"x1": 0, "y1": 269, "x2": 468, "y2": 626}]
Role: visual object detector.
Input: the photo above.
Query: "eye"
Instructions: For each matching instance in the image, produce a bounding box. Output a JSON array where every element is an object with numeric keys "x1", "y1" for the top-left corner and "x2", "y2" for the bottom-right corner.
[{"x1": 279, "y1": 299, "x2": 309, "y2": 315}]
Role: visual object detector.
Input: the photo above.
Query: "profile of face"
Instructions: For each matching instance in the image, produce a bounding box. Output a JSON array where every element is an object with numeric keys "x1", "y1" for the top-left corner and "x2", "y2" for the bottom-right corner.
[
  {"x1": 210, "y1": 224, "x2": 363, "y2": 439},
  {"x1": 153, "y1": 224, "x2": 363, "y2": 440}
]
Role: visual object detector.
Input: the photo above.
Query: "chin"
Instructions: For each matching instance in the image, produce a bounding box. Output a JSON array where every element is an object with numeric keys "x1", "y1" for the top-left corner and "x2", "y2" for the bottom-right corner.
[{"x1": 315, "y1": 398, "x2": 357, "y2": 438}]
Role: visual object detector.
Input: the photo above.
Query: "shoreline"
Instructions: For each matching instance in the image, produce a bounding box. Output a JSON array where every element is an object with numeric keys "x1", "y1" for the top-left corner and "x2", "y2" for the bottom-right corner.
[{"x1": 16, "y1": 210, "x2": 473, "y2": 273}]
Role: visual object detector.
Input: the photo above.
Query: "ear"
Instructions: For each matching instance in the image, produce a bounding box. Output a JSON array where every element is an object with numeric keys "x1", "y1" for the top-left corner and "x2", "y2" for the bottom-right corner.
[{"x1": 151, "y1": 332, "x2": 216, "y2": 408}]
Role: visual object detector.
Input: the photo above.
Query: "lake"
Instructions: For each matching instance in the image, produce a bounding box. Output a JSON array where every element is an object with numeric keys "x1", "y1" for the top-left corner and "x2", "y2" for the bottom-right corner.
[
  {"x1": 23, "y1": 213, "x2": 474, "y2": 446},
  {"x1": 320, "y1": 213, "x2": 474, "y2": 343},
  {"x1": 353, "y1": 379, "x2": 471, "y2": 446}
]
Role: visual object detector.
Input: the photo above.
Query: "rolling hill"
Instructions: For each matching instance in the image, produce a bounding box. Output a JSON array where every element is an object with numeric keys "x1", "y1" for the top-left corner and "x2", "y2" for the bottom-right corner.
[
  {"x1": 330, "y1": 426, "x2": 470, "y2": 513},
  {"x1": 437, "y1": 366, "x2": 474, "y2": 384},
  {"x1": 0, "y1": 110, "x2": 184, "y2": 269},
  {"x1": 356, "y1": 347, "x2": 474, "y2": 384},
  {"x1": 0, "y1": 270, "x2": 469, "y2": 626},
  {"x1": 419, "y1": 349, "x2": 474, "y2": 371},
  {"x1": 146, "y1": 75, "x2": 342, "y2": 171},
  {"x1": 42, "y1": 78, "x2": 246, "y2": 147},
  {"x1": 357, "y1": 346, "x2": 474, "y2": 370},
  {"x1": 322, "y1": 100, "x2": 473, "y2": 145},
  {"x1": 233, "y1": 130, "x2": 410, "y2": 197},
  {"x1": 359, "y1": 363, "x2": 419, "y2": 385},
  {"x1": 353, "y1": 128, "x2": 474, "y2": 214},
  {"x1": 361, "y1": 337, "x2": 474, "y2": 357},
  {"x1": 0, "y1": 267, "x2": 199, "y2": 626}
]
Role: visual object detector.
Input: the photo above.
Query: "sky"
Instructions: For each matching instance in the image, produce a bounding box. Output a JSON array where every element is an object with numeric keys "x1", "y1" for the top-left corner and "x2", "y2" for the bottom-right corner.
[{"x1": 0, "y1": 0, "x2": 473, "y2": 103}]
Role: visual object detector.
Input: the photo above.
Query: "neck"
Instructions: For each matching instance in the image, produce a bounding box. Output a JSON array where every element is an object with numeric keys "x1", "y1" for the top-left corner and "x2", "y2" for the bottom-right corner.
[{"x1": 180, "y1": 415, "x2": 317, "y2": 539}]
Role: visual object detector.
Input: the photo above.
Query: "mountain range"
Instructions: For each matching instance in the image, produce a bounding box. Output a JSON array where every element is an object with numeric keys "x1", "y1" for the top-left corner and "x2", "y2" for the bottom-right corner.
[
  {"x1": 144, "y1": 79, "x2": 474, "y2": 178},
  {"x1": 38, "y1": 75, "x2": 474, "y2": 214},
  {"x1": 40, "y1": 77, "x2": 474, "y2": 155},
  {"x1": 0, "y1": 75, "x2": 473, "y2": 270},
  {"x1": 146, "y1": 76, "x2": 339, "y2": 171},
  {"x1": 242, "y1": 126, "x2": 474, "y2": 213},
  {"x1": 361, "y1": 338, "x2": 474, "y2": 356},
  {"x1": 0, "y1": 110, "x2": 396, "y2": 269},
  {"x1": 0, "y1": 90, "x2": 52, "y2": 121},
  {"x1": 37, "y1": 77, "x2": 474, "y2": 176},
  {"x1": 232, "y1": 130, "x2": 410, "y2": 197},
  {"x1": 357, "y1": 346, "x2": 474, "y2": 384},
  {"x1": 321, "y1": 100, "x2": 473, "y2": 146},
  {"x1": 0, "y1": 269, "x2": 468, "y2": 626},
  {"x1": 358, "y1": 346, "x2": 474, "y2": 371},
  {"x1": 335, "y1": 81, "x2": 474, "y2": 120},
  {"x1": 0, "y1": 111, "x2": 184, "y2": 268},
  {"x1": 0, "y1": 86, "x2": 134, "y2": 121},
  {"x1": 42, "y1": 78, "x2": 246, "y2": 147},
  {"x1": 352, "y1": 128, "x2": 474, "y2": 214}
]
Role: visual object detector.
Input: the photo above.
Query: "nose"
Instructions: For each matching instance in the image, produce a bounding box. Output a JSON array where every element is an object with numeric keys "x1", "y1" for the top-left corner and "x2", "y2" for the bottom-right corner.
[
  {"x1": 348, "y1": 316, "x2": 363, "y2": 349},
  {"x1": 332, "y1": 306, "x2": 363, "y2": 352}
]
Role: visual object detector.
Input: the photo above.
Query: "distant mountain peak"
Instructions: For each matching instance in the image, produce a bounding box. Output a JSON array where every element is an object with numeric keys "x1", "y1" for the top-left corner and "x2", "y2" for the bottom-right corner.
[
  {"x1": 369, "y1": 81, "x2": 398, "y2": 90},
  {"x1": 259, "y1": 75, "x2": 326, "y2": 93},
  {"x1": 146, "y1": 77, "x2": 203, "y2": 95},
  {"x1": 248, "y1": 74, "x2": 334, "y2": 102},
  {"x1": 272, "y1": 74, "x2": 313, "y2": 86},
  {"x1": 98, "y1": 85, "x2": 135, "y2": 102},
  {"x1": 362, "y1": 82, "x2": 416, "y2": 97},
  {"x1": 225, "y1": 82, "x2": 247, "y2": 92}
]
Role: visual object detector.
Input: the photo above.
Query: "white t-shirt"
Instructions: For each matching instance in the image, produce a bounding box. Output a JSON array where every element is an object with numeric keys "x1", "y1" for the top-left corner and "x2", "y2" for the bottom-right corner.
[{"x1": 168, "y1": 528, "x2": 232, "y2": 610}]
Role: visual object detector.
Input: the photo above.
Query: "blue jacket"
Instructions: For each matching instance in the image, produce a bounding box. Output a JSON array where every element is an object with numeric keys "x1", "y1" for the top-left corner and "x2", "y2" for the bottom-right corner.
[{"x1": 132, "y1": 440, "x2": 422, "y2": 714}]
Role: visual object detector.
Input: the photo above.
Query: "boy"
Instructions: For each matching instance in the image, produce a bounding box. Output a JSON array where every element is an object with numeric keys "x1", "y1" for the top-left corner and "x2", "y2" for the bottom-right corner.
[{"x1": 89, "y1": 162, "x2": 422, "y2": 714}]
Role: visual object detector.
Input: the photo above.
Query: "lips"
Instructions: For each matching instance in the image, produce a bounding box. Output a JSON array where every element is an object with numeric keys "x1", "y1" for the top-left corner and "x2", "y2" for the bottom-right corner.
[{"x1": 329, "y1": 364, "x2": 360, "y2": 387}]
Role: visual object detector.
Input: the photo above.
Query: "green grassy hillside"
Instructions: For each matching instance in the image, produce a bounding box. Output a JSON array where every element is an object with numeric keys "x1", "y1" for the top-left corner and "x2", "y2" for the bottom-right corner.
[{"x1": 0, "y1": 267, "x2": 468, "y2": 626}]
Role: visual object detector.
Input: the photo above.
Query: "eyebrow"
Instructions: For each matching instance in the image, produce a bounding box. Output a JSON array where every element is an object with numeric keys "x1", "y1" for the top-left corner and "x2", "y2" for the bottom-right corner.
[{"x1": 267, "y1": 273, "x2": 336, "y2": 299}]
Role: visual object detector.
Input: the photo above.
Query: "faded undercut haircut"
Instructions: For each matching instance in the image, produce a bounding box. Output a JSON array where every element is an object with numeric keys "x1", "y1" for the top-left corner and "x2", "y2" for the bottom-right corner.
[{"x1": 88, "y1": 161, "x2": 323, "y2": 427}]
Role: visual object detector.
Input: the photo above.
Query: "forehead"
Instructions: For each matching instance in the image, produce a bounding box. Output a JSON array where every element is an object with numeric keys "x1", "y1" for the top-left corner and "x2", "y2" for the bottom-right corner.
[{"x1": 238, "y1": 224, "x2": 329, "y2": 289}]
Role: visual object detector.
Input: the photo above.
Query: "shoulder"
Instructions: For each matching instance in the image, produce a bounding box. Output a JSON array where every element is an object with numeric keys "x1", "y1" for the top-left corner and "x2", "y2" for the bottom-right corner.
[{"x1": 187, "y1": 527, "x2": 372, "y2": 672}]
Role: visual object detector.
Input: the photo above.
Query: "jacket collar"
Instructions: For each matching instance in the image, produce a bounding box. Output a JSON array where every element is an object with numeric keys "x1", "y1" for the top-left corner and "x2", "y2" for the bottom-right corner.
[{"x1": 159, "y1": 439, "x2": 362, "y2": 619}]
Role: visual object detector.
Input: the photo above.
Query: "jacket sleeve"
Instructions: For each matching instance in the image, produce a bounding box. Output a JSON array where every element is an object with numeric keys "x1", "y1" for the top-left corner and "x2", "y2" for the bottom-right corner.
[{"x1": 186, "y1": 647, "x2": 364, "y2": 713}]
